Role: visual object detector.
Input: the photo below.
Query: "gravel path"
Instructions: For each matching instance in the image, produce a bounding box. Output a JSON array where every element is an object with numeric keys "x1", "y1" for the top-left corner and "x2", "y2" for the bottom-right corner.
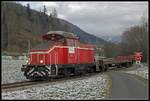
[{"x1": 108, "y1": 71, "x2": 148, "y2": 100}]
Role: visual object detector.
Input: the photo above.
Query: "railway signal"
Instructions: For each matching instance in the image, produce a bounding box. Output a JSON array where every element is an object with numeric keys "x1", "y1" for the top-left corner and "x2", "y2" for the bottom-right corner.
[{"x1": 133, "y1": 52, "x2": 142, "y2": 64}]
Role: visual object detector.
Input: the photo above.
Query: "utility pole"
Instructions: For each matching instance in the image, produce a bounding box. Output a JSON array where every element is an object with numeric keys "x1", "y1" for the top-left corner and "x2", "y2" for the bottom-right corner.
[{"x1": 28, "y1": 40, "x2": 30, "y2": 57}]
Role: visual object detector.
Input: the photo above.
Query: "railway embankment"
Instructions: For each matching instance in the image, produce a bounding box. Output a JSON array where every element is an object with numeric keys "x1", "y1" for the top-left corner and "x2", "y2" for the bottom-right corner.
[
  {"x1": 2, "y1": 73, "x2": 109, "y2": 100},
  {"x1": 2, "y1": 59, "x2": 28, "y2": 84}
]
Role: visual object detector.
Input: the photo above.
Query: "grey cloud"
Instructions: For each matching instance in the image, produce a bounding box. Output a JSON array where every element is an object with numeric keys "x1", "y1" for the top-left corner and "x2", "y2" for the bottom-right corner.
[{"x1": 19, "y1": 2, "x2": 148, "y2": 37}]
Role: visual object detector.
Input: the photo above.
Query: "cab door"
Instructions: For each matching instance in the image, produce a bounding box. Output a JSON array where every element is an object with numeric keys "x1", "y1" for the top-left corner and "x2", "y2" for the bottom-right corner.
[
  {"x1": 68, "y1": 46, "x2": 75, "y2": 63},
  {"x1": 67, "y1": 39, "x2": 76, "y2": 64},
  {"x1": 54, "y1": 52, "x2": 58, "y2": 64}
]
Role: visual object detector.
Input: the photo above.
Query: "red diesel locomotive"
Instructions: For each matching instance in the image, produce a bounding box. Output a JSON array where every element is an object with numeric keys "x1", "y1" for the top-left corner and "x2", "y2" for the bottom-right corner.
[
  {"x1": 21, "y1": 31, "x2": 134, "y2": 80},
  {"x1": 21, "y1": 31, "x2": 96, "y2": 80}
]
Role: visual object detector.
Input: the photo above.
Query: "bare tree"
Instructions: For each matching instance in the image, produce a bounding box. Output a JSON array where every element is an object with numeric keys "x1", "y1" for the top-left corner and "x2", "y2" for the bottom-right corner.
[
  {"x1": 52, "y1": 8, "x2": 57, "y2": 18},
  {"x1": 43, "y1": 5, "x2": 47, "y2": 15},
  {"x1": 120, "y1": 15, "x2": 148, "y2": 62},
  {"x1": 27, "y1": 3, "x2": 31, "y2": 17}
]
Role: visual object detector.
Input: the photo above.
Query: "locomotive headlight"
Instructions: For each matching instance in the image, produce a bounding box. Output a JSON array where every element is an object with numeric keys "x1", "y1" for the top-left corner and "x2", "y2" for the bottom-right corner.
[
  {"x1": 40, "y1": 60, "x2": 43, "y2": 63},
  {"x1": 26, "y1": 60, "x2": 29, "y2": 63}
]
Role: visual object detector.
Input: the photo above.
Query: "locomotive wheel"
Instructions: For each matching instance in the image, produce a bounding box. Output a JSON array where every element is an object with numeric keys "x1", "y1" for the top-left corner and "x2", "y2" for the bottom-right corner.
[{"x1": 51, "y1": 64, "x2": 56, "y2": 75}]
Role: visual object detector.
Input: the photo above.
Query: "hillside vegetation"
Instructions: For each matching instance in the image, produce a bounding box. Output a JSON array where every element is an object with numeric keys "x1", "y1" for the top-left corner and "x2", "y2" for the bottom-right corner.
[{"x1": 1, "y1": 2, "x2": 107, "y2": 55}]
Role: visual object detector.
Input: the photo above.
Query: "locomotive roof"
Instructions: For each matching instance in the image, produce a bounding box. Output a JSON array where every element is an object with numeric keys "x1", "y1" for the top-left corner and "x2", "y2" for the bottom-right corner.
[
  {"x1": 47, "y1": 31, "x2": 76, "y2": 37},
  {"x1": 31, "y1": 40, "x2": 64, "y2": 50},
  {"x1": 42, "y1": 31, "x2": 78, "y2": 41},
  {"x1": 31, "y1": 41, "x2": 53, "y2": 50}
]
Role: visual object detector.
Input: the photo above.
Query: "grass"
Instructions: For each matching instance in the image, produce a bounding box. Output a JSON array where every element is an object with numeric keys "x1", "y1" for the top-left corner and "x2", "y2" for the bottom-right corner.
[
  {"x1": 99, "y1": 74, "x2": 112, "y2": 99},
  {"x1": 107, "y1": 74, "x2": 112, "y2": 99}
]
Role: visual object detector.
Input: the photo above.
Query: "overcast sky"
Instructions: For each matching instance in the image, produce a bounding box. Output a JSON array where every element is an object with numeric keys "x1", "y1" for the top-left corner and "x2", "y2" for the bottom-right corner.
[{"x1": 18, "y1": 1, "x2": 148, "y2": 37}]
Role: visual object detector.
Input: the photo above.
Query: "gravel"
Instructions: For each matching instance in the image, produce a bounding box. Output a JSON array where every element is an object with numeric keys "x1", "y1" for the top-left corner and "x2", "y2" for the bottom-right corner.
[
  {"x1": 125, "y1": 64, "x2": 148, "y2": 79},
  {"x1": 2, "y1": 59, "x2": 110, "y2": 100},
  {"x1": 2, "y1": 74, "x2": 109, "y2": 100},
  {"x1": 2, "y1": 59, "x2": 28, "y2": 84}
]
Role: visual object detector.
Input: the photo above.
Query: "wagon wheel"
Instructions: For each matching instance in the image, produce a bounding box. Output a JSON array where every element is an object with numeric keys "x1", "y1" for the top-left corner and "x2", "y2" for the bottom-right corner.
[
  {"x1": 126, "y1": 63, "x2": 129, "y2": 68},
  {"x1": 99, "y1": 66, "x2": 103, "y2": 72},
  {"x1": 104, "y1": 65, "x2": 108, "y2": 72}
]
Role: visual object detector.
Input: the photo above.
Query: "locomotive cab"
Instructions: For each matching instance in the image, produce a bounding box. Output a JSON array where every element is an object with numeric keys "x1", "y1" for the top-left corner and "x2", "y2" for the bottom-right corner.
[{"x1": 42, "y1": 31, "x2": 79, "y2": 46}]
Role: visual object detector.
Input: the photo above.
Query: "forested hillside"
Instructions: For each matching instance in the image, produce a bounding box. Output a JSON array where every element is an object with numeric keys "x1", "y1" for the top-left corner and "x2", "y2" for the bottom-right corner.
[
  {"x1": 1, "y1": 2, "x2": 107, "y2": 55},
  {"x1": 103, "y1": 19, "x2": 148, "y2": 62}
]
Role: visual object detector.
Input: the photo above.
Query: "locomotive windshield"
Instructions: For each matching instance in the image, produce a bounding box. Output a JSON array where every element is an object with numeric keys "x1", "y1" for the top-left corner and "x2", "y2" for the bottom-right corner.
[{"x1": 42, "y1": 33, "x2": 65, "y2": 41}]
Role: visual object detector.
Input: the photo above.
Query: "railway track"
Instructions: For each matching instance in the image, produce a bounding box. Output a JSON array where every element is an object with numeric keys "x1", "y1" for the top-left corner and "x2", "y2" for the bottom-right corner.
[
  {"x1": 2, "y1": 66, "x2": 132, "y2": 91},
  {"x1": 2, "y1": 72, "x2": 100, "y2": 91},
  {"x1": 2, "y1": 81, "x2": 38, "y2": 90}
]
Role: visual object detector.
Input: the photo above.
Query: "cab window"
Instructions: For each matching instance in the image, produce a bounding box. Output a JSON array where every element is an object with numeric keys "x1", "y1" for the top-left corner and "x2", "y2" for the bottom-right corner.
[{"x1": 67, "y1": 39, "x2": 75, "y2": 46}]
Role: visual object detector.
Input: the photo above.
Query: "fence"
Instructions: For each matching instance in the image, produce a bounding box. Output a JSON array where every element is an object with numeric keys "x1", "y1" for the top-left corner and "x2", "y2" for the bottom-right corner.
[{"x1": 2, "y1": 56, "x2": 28, "y2": 60}]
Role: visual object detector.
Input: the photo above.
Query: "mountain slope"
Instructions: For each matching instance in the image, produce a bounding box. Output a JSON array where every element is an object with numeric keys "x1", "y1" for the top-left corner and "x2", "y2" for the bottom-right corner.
[
  {"x1": 1, "y1": 2, "x2": 107, "y2": 54},
  {"x1": 100, "y1": 35, "x2": 121, "y2": 43}
]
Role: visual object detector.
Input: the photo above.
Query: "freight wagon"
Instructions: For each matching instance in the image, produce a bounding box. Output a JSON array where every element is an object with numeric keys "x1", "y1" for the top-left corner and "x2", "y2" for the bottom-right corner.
[{"x1": 95, "y1": 55, "x2": 133, "y2": 72}]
